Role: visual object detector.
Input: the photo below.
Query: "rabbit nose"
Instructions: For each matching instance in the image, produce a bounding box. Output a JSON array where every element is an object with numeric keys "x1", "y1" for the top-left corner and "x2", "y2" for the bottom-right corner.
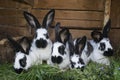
[
  {"x1": 76, "y1": 66, "x2": 80, "y2": 69},
  {"x1": 51, "y1": 56, "x2": 63, "y2": 64},
  {"x1": 35, "y1": 39, "x2": 47, "y2": 48},
  {"x1": 103, "y1": 48, "x2": 114, "y2": 56},
  {"x1": 14, "y1": 68, "x2": 23, "y2": 74}
]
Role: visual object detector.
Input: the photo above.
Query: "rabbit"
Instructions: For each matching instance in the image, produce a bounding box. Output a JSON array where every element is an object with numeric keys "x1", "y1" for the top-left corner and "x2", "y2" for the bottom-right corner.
[
  {"x1": 50, "y1": 22, "x2": 71, "y2": 69},
  {"x1": 89, "y1": 19, "x2": 114, "y2": 65},
  {"x1": 68, "y1": 35, "x2": 92, "y2": 71},
  {"x1": 7, "y1": 36, "x2": 32, "y2": 74},
  {"x1": 23, "y1": 9, "x2": 55, "y2": 65}
]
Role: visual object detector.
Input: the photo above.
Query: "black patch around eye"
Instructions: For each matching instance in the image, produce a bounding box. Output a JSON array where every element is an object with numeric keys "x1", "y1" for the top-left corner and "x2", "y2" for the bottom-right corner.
[
  {"x1": 99, "y1": 43, "x2": 105, "y2": 51},
  {"x1": 44, "y1": 34, "x2": 49, "y2": 39},
  {"x1": 79, "y1": 58, "x2": 85, "y2": 65},
  {"x1": 35, "y1": 39, "x2": 47, "y2": 48},
  {"x1": 19, "y1": 56, "x2": 27, "y2": 67},
  {"x1": 58, "y1": 45, "x2": 65, "y2": 55}
]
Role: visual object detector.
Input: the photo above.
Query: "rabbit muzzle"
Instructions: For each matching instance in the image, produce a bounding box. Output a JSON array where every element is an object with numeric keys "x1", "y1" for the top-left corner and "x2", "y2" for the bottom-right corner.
[
  {"x1": 51, "y1": 56, "x2": 63, "y2": 64},
  {"x1": 35, "y1": 39, "x2": 47, "y2": 48},
  {"x1": 103, "y1": 48, "x2": 113, "y2": 57}
]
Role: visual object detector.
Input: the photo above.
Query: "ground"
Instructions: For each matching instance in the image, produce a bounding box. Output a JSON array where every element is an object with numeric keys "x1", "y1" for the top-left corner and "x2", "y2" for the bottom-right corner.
[{"x1": 0, "y1": 55, "x2": 120, "y2": 80}]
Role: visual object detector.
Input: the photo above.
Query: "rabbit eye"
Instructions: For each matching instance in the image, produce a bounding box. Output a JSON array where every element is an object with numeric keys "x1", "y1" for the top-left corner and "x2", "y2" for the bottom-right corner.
[
  {"x1": 19, "y1": 56, "x2": 27, "y2": 67},
  {"x1": 44, "y1": 33, "x2": 49, "y2": 39},
  {"x1": 99, "y1": 43, "x2": 105, "y2": 51},
  {"x1": 58, "y1": 45, "x2": 65, "y2": 55}
]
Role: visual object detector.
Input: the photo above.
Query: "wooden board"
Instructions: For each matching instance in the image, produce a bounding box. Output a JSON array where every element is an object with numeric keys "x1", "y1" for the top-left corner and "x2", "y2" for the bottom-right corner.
[
  {"x1": 111, "y1": 0, "x2": 120, "y2": 28},
  {"x1": 32, "y1": 10, "x2": 104, "y2": 21},
  {"x1": 0, "y1": 26, "x2": 30, "y2": 40},
  {"x1": 0, "y1": 17, "x2": 102, "y2": 29},
  {"x1": 0, "y1": 9, "x2": 27, "y2": 17},
  {"x1": 109, "y1": 29, "x2": 120, "y2": 50},
  {"x1": 0, "y1": 17, "x2": 26, "y2": 26},
  {"x1": 0, "y1": 0, "x2": 31, "y2": 8},
  {"x1": 34, "y1": 0, "x2": 105, "y2": 11}
]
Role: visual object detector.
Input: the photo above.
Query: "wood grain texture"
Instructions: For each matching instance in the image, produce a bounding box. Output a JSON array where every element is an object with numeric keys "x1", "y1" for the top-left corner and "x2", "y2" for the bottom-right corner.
[
  {"x1": 0, "y1": 9, "x2": 26, "y2": 17},
  {"x1": 32, "y1": 10, "x2": 104, "y2": 20},
  {"x1": 111, "y1": 0, "x2": 120, "y2": 28},
  {"x1": 103, "y1": 0, "x2": 111, "y2": 27},
  {"x1": 0, "y1": 17, "x2": 102, "y2": 29},
  {"x1": 0, "y1": 0, "x2": 31, "y2": 8},
  {"x1": 34, "y1": 0, "x2": 105, "y2": 11},
  {"x1": 0, "y1": 26, "x2": 30, "y2": 40}
]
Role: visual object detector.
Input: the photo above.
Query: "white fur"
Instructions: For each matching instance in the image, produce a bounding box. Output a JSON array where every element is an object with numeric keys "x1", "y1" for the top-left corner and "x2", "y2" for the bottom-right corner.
[
  {"x1": 89, "y1": 38, "x2": 113, "y2": 65},
  {"x1": 14, "y1": 28, "x2": 52, "y2": 70},
  {"x1": 70, "y1": 39, "x2": 90, "y2": 69},
  {"x1": 50, "y1": 42, "x2": 70, "y2": 69},
  {"x1": 70, "y1": 54, "x2": 85, "y2": 68},
  {"x1": 14, "y1": 52, "x2": 32, "y2": 70},
  {"x1": 30, "y1": 28, "x2": 52, "y2": 64},
  {"x1": 34, "y1": 28, "x2": 48, "y2": 40}
]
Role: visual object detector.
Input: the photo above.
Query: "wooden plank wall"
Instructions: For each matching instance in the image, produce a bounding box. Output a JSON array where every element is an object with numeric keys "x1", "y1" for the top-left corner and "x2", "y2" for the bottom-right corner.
[
  {"x1": 0, "y1": 0, "x2": 119, "y2": 63},
  {"x1": 0, "y1": 0, "x2": 105, "y2": 39},
  {"x1": 110, "y1": 0, "x2": 120, "y2": 50},
  {"x1": 0, "y1": 0, "x2": 32, "y2": 40}
]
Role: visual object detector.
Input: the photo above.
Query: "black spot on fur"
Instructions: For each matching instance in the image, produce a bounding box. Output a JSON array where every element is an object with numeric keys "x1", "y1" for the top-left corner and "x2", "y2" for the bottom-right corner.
[
  {"x1": 58, "y1": 45, "x2": 66, "y2": 55},
  {"x1": 86, "y1": 42, "x2": 93, "y2": 57},
  {"x1": 14, "y1": 68, "x2": 23, "y2": 74},
  {"x1": 19, "y1": 56, "x2": 27, "y2": 67},
  {"x1": 35, "y1": 39, "x2": 47, "y2": 48},
  {"x1": 51, "y1": 56, "x2": 56, "y2": 63},
  {"x1": 51, "y1": 56, "x2": 63, "y2": 64},
  {"x1": 79, "y1": 58, "x2": 85, "y2": 65},
  {"x1": 44, "y1": 33, "x2": 49, "y2": 39},
  {"x1": 99, "y1": 43, "x2": 106, "y2": 51},
  {"x1": 103, "y1": 48, "x2": 113, "y2": 56},
  {"x1": 71, "y1": 61, "x2": 75, "y2": 68}
]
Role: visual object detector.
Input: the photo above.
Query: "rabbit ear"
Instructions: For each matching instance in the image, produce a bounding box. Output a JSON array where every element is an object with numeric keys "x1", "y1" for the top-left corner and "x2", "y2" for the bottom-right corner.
[
  {"x1": 7, "y1": 35, "x2": 25, "y2": 53},
  {"x1": 102, "y1": 19, "x2": 111, "y2": 38},
  {"x1": 19, "y1": 37, "x2": 31, "y2": 54},
  {"x1": 59, "y1": 28, "x2": 70, "y2": 44},
  {"x1": 42, "y1": 9, "x2": 55, "y2": 29},
  {"x1": 91, "y1": 30, "x2": 103, "y2": 43},
  {"x1": 55, "y1": 22, "x2": 60, "y2": 42},
  {"x1": 23, "y1": 11, "x2": 41, "y2": 29},
  {"x1": 75, "y1": 36, "x2": 87, "y2": 56},
  {"x1": 68, "y1": 34, "x2": 74, "y2": 56}
]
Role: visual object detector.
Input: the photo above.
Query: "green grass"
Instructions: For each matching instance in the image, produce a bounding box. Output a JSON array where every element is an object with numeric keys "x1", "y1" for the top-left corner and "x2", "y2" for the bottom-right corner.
[{"x1": 0, "y1": 57, "x2": 120, "y2": 80}]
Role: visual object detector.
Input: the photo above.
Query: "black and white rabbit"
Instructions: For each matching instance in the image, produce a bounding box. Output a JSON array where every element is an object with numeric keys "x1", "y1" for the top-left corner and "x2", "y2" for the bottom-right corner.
[
  {"x1": 50, "y1": 22, "x2": 70, "y2": 69},
  {"x1": 68, "y1": 35, "x2": 92, "y2": 71},
  {"x1": 89, "y1": 19, "x2": 114, "y2": 65},
  {"x1": 7, "y1": 36, "x2": 32, "y2": 74},
  {"x1": 23, "y1": 9, "x2": 55, "y2": 64}
]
